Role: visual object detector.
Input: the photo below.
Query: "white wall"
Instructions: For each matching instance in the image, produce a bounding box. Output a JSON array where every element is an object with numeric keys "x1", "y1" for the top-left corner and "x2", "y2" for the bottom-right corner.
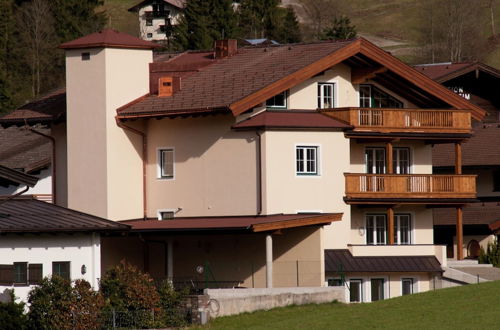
[{"x1": 0, "y1": 233, "x2": 100, "y2": 303}]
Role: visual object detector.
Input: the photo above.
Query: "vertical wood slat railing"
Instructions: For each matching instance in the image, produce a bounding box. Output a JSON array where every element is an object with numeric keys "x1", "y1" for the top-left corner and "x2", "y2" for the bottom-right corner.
[
  {"x1": 323, "y1": 108, "x2": 471, "y2": 133},
  {"x1": 345, "y1": 174, "x2": 476, "y2": 199}
]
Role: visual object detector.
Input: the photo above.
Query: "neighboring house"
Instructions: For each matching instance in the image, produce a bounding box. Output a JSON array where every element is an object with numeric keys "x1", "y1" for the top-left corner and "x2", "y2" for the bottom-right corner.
[
  {"x1": 0, "y1": 29, "x2": 486, "y2": 303},
  {"x1": 0, "y1": 165, "x2": 129, "y2": 302},
  {"x1": 0, "y1": 126, "x2": 52, "y2": 201},
  {"x1": 128, "y1": 0, "x2": 185, "y2": 43},
  {"x1": 415, "y1": 62, "x2": 500, "y2": 259}
]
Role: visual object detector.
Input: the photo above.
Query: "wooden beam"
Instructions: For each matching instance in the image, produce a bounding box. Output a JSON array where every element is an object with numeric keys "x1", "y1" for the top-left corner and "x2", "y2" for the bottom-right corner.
[
  {"x1": 351, "y1": 66, "x2": 387, "y2": 84},
  {"x1": 251, "y1": 213, "x2": 343, "y2": 232},
  {"x1": 456, "y1": 207, "x2": 463, "y2": 260},
  {"x1": 455, "y1": 143, "x2": 462, "y2": 174},
  {"x1": 386, "y1": 141, "x2": 393, "y2": 174},
  {"x1": 388, "y1": 207, "x2": 395, "y2": 245}
]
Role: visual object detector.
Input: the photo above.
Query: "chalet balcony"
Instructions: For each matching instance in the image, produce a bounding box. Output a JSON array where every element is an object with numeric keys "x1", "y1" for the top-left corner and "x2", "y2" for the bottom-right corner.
[
  {"x1": 344, "y1": 173, "x2": 476, "y2": 201},
  {"x1": 323, "y1": 108, "x2": 471, "y2": 135}
]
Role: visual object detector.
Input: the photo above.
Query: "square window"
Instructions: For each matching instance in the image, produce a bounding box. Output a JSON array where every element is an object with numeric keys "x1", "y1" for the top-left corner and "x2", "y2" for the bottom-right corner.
[
  {"x1": 81, "y1": 52, "x2": 90, "y2": 61},
  {"x1": 52, "y1": 262, "x2": 70, "y2": 281},
  {"x1": 13, "y1": 262, "x2": 27, "y2": 285},
  {"x1": 296, "y1": 146, "x2": 318, "y2": 175},
  {"x1": 147, "y1": 33, "x2": 153, "y2": 38},
  {"x1": 266, "y1": 91, "x2": 287, "y2": 109},
  {"x1": 158, "y1": 149, "x2": 174, "y2": 179},
  {"x1": 317, "y1": 83, "x2": 335, "y2": 109},
  {"x1": 146, "y1": 19, "x2": 153, "y2": 26}
]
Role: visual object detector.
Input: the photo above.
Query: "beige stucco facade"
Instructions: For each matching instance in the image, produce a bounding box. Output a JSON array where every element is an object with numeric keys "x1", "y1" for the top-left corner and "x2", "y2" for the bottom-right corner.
[{"x1": 137, "y1": 4, "x2": 182, "y2": 42}]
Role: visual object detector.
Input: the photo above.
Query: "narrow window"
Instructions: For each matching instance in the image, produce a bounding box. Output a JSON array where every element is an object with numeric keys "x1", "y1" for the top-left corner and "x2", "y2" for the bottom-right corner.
[
  {"x1": 371, "y1": 278, "x2": 385, "y2": 301},
  {"x1": 359, "y1": 85, "x2": 371, "y2": 107},
  {"x1": 158, "y1": 149, "x2": 174, "y2": 179},
  {"x1": 317, "y1": 83, "x2": 335, "y2": 109},
  {"x1": 366, "y1": 214, "x2": 387, "y2": 245},
  {"x1": 13, "y1": 262, "x2": 28, "y2": 285},
  {"x1": 395, "y1": 214, "x2": 412, "y2": 245},
  {"x1": 393, "y1": 147, "x2": 411, "y2": 174},
  {"x1": 296, "y1": 146, "x2": 318, "y2": 175},
  {"x1": 401, "y1": 278, "x2": 414, "y2": 295},
  {"x1": 349, "y1": 279, "x2": 363, "y2": 302},
  {"x1": 28, "y1": 264, "x2": 43, "y2": 285},
  {"x1": 365, "y1": 147, "x2": 386, "y2": 174},
  {"x1": 493, "y1": 169, "x2": 500, "y2": 192},
  {"x1": 52, "y1": 262, "x2": 70, "y2": 281},
  {"x1": 266, "y1": 91, "x2": 287, "y2": 109}
]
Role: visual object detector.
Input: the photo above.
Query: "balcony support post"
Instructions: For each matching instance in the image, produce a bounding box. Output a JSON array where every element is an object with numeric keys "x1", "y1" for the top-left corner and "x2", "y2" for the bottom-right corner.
[
  {"x1": 266, "y1": 234, "x2": 273, "y2": 288},
  {"x1": 456, "y1": 207, "x2": 464, "y2": 260},
  {"x1": 386, "y1": 142, "x2": 393, "y2": 174},
  {"x1": 455, "y1": 143, "x2": 462, "y2": 175},
  {"x1": 388, "y1": 207, "x2": 395, "y2": 245}
]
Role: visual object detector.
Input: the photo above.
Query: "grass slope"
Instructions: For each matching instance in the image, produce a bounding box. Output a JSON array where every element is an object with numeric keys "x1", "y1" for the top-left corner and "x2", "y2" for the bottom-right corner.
[{"x1": 201, "y1": 281, "x2": 500, "y2": 329}]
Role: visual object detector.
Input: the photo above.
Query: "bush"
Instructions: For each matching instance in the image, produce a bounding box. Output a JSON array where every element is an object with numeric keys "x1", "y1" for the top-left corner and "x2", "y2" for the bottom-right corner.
[
  {"x1": 71, "y1": 279, "x2": 105, "y2": 329},
  {"x1": 157, "y1": 280, "x2": 190, "y2": 327},
  {"x1": 479, "y1": 239, "x2": 500, "y2": 266},
  {"x1": 0, "y1": 290, "x2": 28, "y2": 330}
]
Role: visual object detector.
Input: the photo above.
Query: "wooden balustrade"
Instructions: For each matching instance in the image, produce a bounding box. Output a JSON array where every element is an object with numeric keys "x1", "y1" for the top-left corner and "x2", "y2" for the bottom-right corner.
[
  {"x1": 323, "y1": 108, "x2": 471, "y2": 134},
  {"x1": 345, "y1": 174, "x2": 476, "y2": 199}
]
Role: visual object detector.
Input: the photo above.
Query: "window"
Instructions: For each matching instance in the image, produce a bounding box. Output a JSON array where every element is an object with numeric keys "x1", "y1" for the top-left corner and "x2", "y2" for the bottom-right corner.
[
  {"x1": 28, "y1": 264, "x2": 43, "y2": 285},
  {"x1": 395, "y1": 214, "x2": 411, "y2": 245},
  {"x1": 401, "y1": 278, "x2": 415, "y2": 295},
  {"x1": 13, "y1": 262, "x2": 27, "y2": 285},
  {"x1": 366, "y1": 214, "x2": 387, "y2": 245},
  {"x1": 296, "y1": 146, "x2": 318, "y2": 175},
  {"x1": 52, "y1": 262, "x2": 70, "y2": 281},
  {"x1": 266, "y1": 91, "x2": 287, "y2": 109},
  {"x1": 365, "y1": 147, "x2": 386, "y2": 174},
  {"x1": 328, "y1": 278, "x2": 343, "y2": 286},
  {"x1": 493, "y1": 169, "x2": 500, "y2": 192},
  {"x1": 393, "y1": 147, "x2": 411, "y2": 174},
  {"x1": 359, "y1": 84, "x2": 403, "y2": 108},
  {"x1": 349, "y1": 279, "x2": 363, "y2": 302},
  {"x1": 317, "y1": 83, "x2": 335, "y2": 109},
  {"x1": 81, "y1": 52, "x2": 90, "y2": 61},
  {"x1": 158, "y1": 149, "x2": 174, "y2": 179},
  {"x1": 158, "y1": 210, "x2": 175, "y2": 220},
  {"x1": 147, "y1": 33, "x2": 153, "y2": 38},
  {"x1": 146, "y1": 19, "x2": 153, "y2": 26},
  {"x1": 371, "y1": 278, "x2": 385, "y2": 301}
]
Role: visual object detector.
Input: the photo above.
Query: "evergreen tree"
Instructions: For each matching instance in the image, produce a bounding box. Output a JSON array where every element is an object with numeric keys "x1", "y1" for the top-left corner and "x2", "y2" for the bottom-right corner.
[
  {"x1": 276, "y1": 6, "x2": 301, "y2": 44},
  {"x1": 322, "y1": 15, "x2": 357, "y2": 40},
  {"x1": 238, "y1": 0, "x2": 280, "y2": 39},
  {"x1": 173, "y1": 0, "x2": 237, "y2": 50}
]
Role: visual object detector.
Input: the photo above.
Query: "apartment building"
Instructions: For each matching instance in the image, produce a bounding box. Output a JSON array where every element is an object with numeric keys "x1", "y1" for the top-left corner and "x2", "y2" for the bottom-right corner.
[{"x1": 0, "y1": 29, "x2": 485, "y2": 302}]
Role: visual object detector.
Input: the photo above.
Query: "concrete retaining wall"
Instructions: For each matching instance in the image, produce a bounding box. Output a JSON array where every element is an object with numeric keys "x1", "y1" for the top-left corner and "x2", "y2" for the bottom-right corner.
[{"x1": 204, "y1": 287, "x2": 345, "y2": 317}]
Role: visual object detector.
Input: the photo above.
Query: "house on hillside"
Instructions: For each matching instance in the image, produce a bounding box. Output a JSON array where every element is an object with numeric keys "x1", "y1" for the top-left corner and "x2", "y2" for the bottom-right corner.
[
  {"x1": 415, "y1": 62, "x2": 500, "y2": 260},
  {"x1": 1, "y1": 29, "x2": 485, "y2": 303},
  {"x1": 128, "y1": 0, "x2": 185, "y2": 43}
]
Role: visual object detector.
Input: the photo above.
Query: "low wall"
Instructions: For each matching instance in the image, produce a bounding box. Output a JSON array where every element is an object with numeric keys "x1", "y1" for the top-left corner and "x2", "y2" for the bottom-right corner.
[{"x1": 204, "y1": 287, "x2": 345, "y2": 317}]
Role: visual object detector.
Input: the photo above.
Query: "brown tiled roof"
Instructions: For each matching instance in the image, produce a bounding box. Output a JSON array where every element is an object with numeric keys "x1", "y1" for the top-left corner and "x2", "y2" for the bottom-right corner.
[
  {"x1": 232, "y1": 110, "x2": 351, "y2": 130},
  {"x1": 0, "y1": 165, "x2": 39, "y2": 188},
  {"x1": 59, "y1": 29, "x2": 159, "y2": 50},
  {"x1": 128, "y1": 0, "x2": 185, "y2": 11},
  {"x1": 0, "y1": 88, "x2": 66, "y2": 127},
  {"x1": 433, "y1": 202, "x2": 500, "y2": 226},
  {"x1": 121, "y1": 213, "x2": 342, "y2": 232},
  {"x1": 0, "y1": 197, "x2": 130, "y2": 233},
  {"x1": 433, "y1": 123, "x2": 500, "y2": 167},
  {"x1": 117, "y1": 40, "x2": 357, "y2": 118},
  {"x1": 415, "y1": 62, "x2": 500, "y2": 83},
  {"x1": 325, "y1": 249, "x2": 443, "y2": 273},
  {"x1": 0, "y1": 126, "x2": 51, "y2": 172}
]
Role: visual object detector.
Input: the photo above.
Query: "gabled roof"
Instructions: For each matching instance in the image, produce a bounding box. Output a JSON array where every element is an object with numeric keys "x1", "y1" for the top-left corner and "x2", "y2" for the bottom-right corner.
[
  {"x1": 118, "y1": 38, "x2": 486, "y2": 121},
  {"x1": 128, "y1": 0, "x2": 185, "y2": 12},
  {"x1": 0, "y1": 197, "x2": 130, "y2": 233},
  {"x1": 0, "y1": 165, "x2": 39, "y2": 188},
  {"x1": 59, "y1": 29, "x2": 159, "y2": 50},
  {"x1": 325, "y1": 249, "x2": 442, "y2": 273},
  {"x1": 414, "y1": 62, "x2": 500, "y2": 83}
]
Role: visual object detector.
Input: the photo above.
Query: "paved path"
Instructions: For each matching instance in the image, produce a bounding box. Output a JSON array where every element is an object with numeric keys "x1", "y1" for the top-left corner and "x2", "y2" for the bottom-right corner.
[{"x1": 453, "y1": 267, "x2": 500, "y2": 281}]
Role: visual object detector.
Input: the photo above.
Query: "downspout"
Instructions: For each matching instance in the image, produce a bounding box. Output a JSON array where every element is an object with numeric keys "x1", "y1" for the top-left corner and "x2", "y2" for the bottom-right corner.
[
  {"x1": 26, "y1": 124, "x2": 56, "y2": 203},
  {"x1": 115, "y1": 118, "x2": 148, "y2": 220},
  {"x1": 255, "y1": 130, "x2": 263, "y2": 215}
]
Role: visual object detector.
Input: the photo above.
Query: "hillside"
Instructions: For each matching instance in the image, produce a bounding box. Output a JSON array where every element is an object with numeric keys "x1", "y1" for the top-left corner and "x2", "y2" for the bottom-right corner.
[{"x1": 200, "y1": 281, "x2": 500, "y2": 329}]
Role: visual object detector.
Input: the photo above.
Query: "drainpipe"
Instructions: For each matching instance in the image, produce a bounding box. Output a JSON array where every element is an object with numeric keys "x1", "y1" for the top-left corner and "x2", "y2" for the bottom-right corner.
[
  {"x1": 26, "y1": 124, "x2": 56, "y2": 203},
  {"x1": 115, "y1": 118, "x2": 148, "y2": 220},
  {"x1": 255, "y1": 130, "x2": 263, "y2": 215}
]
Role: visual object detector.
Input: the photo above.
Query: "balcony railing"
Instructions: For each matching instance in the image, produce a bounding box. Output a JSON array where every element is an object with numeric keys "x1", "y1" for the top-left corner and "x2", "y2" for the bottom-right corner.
[
  {"x1": 345, "y1": 174, "x2": 476, "y2": 199},
  {"x1": 323, "y1": 107, "x2": 471, "y2": 134}
]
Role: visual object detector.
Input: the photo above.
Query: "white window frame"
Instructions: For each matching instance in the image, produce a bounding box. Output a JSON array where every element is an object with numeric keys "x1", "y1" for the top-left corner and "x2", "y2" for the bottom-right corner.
[
  {"x1": 157, "y1": 147, "x2": 175, "y2": 180},
  {"x1": 393, "y1": 147, "x2": 412, "y2": 174},
  {"x1": 317, "y1": 82, "x2": 336, "y2": 109},
  {"x1": 395, "y1": 213, "x2": 412, "y2": 245},
  {"x1": 368, "y1": 277, "x2": 388, "y2": 302},
  {"x1": 348, "y1": 278, "x2": 364, "y2": 303},
  {"x1": 295, "y1": 145, "x2": 320, "y2": 176},
  {"x1": 365, "y1": 212, "x2": 414, "y2": 245},
  {"x1": 366, "y1": 214, "x2": 387, "y2": 245},
  {"x1": 266, "y1": 90, "x2": 288, "y2": 109},
  {"x1": 401, "y1": 277, "x2": 418, "y2": 296},
  {"x1": 157, "y1": 209, "x2": 177, "y2": 220},
  {"x1": 365, "y1": 147, "x2": 386, "y2": 174}
]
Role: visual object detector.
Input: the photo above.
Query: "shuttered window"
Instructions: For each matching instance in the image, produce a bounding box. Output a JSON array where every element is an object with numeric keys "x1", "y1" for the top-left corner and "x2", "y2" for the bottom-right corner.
[
  {"x1": 28, "y1": 264, "x2": 43, "y2": 285},
  {"x1": 0, "y1": 265, "x2": 14, "y2": 285}
]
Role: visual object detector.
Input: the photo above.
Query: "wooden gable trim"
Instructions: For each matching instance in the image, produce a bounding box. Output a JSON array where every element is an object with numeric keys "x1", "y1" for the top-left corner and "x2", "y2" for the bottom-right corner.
[
  {"x1": 229, "y1": 40, "x2": 363, "y2": 116},
  {"x1": 434, "y1": 62, "x2": 500, "y2": 83},
  {"x1": 251, "y1": 213, "x2": 343, "y2": 232},
  {"x1": 230, "y1": 38, "x2": 485, "y2": 120}
]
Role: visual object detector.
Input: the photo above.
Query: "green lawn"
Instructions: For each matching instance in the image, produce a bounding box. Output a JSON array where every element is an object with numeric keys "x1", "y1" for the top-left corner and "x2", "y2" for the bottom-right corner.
[{"x1": 200, "y1": 281, "x2": 500, "y2": 329}]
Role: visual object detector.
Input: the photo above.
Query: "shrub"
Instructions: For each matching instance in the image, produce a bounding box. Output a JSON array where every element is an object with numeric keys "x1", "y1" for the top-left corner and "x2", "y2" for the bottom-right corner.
[
  {"x1": 157, "y1": 280, "x2": 189, "y2": 327},
  {"x1": 479, "y1": 239, "x2": 500, "y2": 266},
  {"x1": 0, "y1": 290, "x2": 28, "y2": 330},
  {"x1": 71, "y1": 279, "x2": 105, "y2": 329}
]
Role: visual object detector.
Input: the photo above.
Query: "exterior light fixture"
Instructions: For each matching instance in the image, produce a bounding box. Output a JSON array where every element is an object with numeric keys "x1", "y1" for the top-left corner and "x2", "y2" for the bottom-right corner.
[{"x1": 81, "y1": 264, "x2": 87, "y2": 275}]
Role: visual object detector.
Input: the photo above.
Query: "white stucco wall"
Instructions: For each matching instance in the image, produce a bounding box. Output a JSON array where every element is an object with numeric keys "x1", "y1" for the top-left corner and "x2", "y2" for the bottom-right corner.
[
  {"x1": 138, "y1": 4, "x2": 182, "y2": 41},
  {"x1": 0, "y1": 233, "x2": 101, "y2": 303}
]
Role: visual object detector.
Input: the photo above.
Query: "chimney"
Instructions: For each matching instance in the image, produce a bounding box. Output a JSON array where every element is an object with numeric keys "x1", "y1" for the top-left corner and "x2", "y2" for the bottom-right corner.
[
  {"x1": 215, "y1": 39, "x2": 237, "y2": 59},
  {"x1": 158, "y1": 76, "x2": 181, "y2": 97}
]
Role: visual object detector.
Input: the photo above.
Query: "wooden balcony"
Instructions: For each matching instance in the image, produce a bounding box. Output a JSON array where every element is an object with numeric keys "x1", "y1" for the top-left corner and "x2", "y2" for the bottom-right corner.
[
  {"x1": 345, "y1": 174, "x2": 476, "y2": 201},
  {"x1": 323, "y1": 108, "x2": 471, "y2": 134}
]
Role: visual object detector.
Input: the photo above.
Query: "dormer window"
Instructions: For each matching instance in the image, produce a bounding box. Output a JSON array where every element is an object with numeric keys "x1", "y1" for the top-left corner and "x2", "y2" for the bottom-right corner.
[
  {"x1": 317, "y1": 83, "x2": 335, "y2": 109},
  {"x1": 266, "y1": 90, "x2": 287, "y2": 109},
  {"x1": 359, "y1": 84, "x2": 403, "y2": 108}
]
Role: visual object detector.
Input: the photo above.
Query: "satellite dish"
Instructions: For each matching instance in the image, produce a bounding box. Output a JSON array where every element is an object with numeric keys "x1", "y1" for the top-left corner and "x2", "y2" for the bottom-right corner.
[{"x1": 196, "y1": 265, "x2": 204, "y2": 274}]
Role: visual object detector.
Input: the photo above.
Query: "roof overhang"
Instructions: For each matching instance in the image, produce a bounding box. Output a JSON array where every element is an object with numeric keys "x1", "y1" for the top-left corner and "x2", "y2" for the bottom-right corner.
[{"x1": 0, "y1": 165, "x2": 39, "y2": 188}]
